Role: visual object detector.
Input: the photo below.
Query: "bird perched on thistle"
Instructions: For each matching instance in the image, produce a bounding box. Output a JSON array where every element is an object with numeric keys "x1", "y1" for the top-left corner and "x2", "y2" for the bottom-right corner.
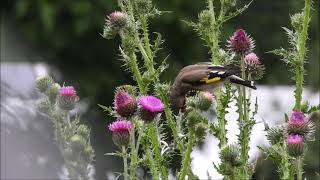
[{"x1": 170, "y1": 63, "x2": 256, "y2": 111}]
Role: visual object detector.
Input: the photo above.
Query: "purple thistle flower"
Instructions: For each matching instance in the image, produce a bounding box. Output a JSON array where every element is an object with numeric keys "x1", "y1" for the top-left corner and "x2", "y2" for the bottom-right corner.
[
  {"x1": 201, "y1": 92, "x2": 215, "y2": 102},
  {"x1": 244, "y1": 52, "x2": 265, "y2": 80},
  {"x1": 289, "y1": 111, "x2": 305, "y2": 125},
  {"x1": 139, "y1": 96, "x2": 164, "y2": 122},
  {"x1": 287, "y1": 134, "x2": 304, "y2": 157},
  {"x1": 114, "y1": 90, "x2": 137, "y2": 118},
  {"x1": 109, "y1": 120, "x2": 132, "y2": 147},
  {"x1": 287, "y1": 134, "x2": 303, "y2": 144},
  {"x1": 244, "y1": 53, "x2": 260, "y2": 65},
  {"x1": 139, "y1": 96, "x2": 164, "y2": 113},
  {"x1": 287, "y1": 111, "x2": 310, "y2": 136},
  {"x1": 107, "y1": 11, "x2": 127, "y2": 29},
  {"x1": 228, "y1": 29, "x2": 254, "y2": 54},
  {"x1": 108, "y1": 120, "x2": 133, "y2": 132},
  {"x1": 58, "y1": 86, "x2": 78, "y2": 110},
  {"x1": 59, "y1": 86, "x2": 76, "y2": 97}
]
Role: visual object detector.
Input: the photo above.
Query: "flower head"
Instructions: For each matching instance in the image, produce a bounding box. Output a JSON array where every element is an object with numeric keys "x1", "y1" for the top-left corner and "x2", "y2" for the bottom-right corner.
[
  {"x1": 103, "y1": 11, "x2": 127, "y2": 39},
  {"x1": 196, "y1": 92, "x2": 215, "y2": 111},
  {"x1": 244, "y1": 53, "x2": 260, "y2": 65},
  {"x1": 228, "y1": 29, "x2": 254, "y2": 54},
  {"x1": 59, "y1": 86, "x2": 77, "y2": 97},
  {"x1": 36, "y1": 75, "x2": 54, "y2": 92},
  {"x1": 289, "y1": 111, "x2": 305, "y2": 125},
  {"x1": 109, "y1": 120, "x2": 132, "y2": 147},
  {"x1": 287, "y1": 134, "x2": 304, "y2": 157},
  {"x1": 287, "y1": 134, "x2": 303, "y2": 144},
  {"x1": 138, "y1": 96, "x2": 164, "y2": 122},
  {"x1": 114, "y1": 90, "x2": 137, "y2": 118},
  {"x1": 139, "y1": 96, "x2": 164, "y2": 113},
  {"x1": 109, "y1": 11, "x2": 127, "y2": 27},
  {"x1": 58, "y1": 86, "x2": 78, "y2": 110},
  {"x1": 287, "y1": 111, "x2": 311, "y2": 135},
  {"x1": 108, "y1": 120, "x2": 133, "y2": 132},
  {"x1": 244, "y1": 52, "x2": 265, "y2": 80}
]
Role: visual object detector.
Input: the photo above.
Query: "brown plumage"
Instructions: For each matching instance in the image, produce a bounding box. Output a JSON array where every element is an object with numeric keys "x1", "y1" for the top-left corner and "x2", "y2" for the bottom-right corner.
[{"x1": 170, "y1": 63, "x2": 256, "y2": 111}]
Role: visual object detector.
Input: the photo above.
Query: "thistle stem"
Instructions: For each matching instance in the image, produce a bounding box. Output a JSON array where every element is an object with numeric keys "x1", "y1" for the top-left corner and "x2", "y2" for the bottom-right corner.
[
  {"x1": 216, "y1": 89, "x2": 228, "y2": 147},
  {"x1": 238, "y1": 56, "x2": 250, "y2": 178},
  {"x1": 296, "y1": 156, "x2": 303, "y2": 180},
  {"x1": 122, "y1": 146, "x2": 129, "y2": 180},
  {"x1": 294, "y1": 0, "x2": 310, "y2": 111},
  {"x1": 129, "y1": 124, "x2": 137, "y2": 178},
  {"x1": 128, "y1": 53, "x2": 147, "y2": 94},
  {"x1": 178, "y1": 132, "x2": 195, "y2": 180},
  {"x1": 141, "y1": 15, "x2": 153, "y2": 59}
]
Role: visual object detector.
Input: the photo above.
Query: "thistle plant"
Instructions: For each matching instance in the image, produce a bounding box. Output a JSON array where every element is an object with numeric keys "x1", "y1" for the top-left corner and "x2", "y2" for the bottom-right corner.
[
  {"x1": 186, "y1": 0, "x2": 265, "y2": 179},
  {"x1": 260, "y1": 0, "x2": 320, "y2": 179},
  {"x1": 36, "y1": 76, "x2": 95, "y2": 179},
  {"x1": 99, "y1": 0, "x2": 319, "y2": 179}
]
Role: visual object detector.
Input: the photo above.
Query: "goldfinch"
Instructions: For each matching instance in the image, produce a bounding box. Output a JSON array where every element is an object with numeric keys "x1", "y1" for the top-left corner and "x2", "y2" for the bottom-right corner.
[{"x1": 170, "y1": 63, "x2": 256, "y2": 110}]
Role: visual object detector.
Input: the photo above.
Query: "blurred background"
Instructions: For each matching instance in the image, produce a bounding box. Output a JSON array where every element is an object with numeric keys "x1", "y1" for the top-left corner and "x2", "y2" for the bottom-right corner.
[{"x1": 1, "y1": 0, "x2": 319, "y2": 179}]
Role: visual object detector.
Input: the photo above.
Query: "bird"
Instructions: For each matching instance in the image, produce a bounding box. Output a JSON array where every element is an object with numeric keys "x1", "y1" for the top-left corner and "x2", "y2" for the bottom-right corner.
[{"x1": 170, "y1": 63, "x2": 257, "y2": 111}]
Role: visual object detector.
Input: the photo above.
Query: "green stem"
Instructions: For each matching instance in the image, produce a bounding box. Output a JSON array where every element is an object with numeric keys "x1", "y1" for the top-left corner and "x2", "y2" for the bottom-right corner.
[
  {"x1": 128, "y1": 53, "x2": 147, "y2": 94},
  {"x1": 296, "y1": 156, "x2": 303, "y2": 180},
  {"x1": 129, "y1": 124, "x2": 137, "y2": 178},
  {"x1": 215, "y1": 89, "x2": 228, "y2": 147},
  {"x1": 279, "y1": 142, "x2": 291, "y2": 180},
  {"x1": 141, "y1": 15, "x2": 153, "y2": 59},
  {"x1": 145, "y1": 144, "x2": 159, "y2": 180},
  {"x1": 238, "y1": 56, "x2": 250, "y2": 179},
  {"x1": 122, "y1": 146, "x2": 129, "y2": 180},
  {"x1": 178, "y1": 133, "x2": 195, "y2": 180},
  {"x1": 294, "y1": 0, "x2": 310, "y2": 110},
  {"x1": 148, "y1": 122, "x2": 168, "y2": 179}
]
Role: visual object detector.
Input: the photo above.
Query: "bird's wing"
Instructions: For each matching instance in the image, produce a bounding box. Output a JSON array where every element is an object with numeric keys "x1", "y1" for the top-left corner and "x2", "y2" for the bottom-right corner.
[{"x1": 180, "y1": 65, "x2": 240, "y2": 86}]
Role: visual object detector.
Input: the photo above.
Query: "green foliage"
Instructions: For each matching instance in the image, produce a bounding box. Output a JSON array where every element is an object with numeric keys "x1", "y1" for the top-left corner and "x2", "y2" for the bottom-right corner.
[{"x1": 35, "y1": 76, "x2": 94, "y2": 179}]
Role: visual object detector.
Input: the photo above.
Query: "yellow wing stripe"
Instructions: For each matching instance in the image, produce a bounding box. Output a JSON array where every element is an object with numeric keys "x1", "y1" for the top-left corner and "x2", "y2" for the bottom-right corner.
[{"x1": 200, "y1": 77, "x2": 221, "y2": 84}]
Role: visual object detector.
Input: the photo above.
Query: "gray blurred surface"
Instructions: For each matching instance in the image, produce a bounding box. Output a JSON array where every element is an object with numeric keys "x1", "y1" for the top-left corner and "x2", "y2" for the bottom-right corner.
[{"x1": 1, "y1": 63, "x2": 63, "y2": 179}]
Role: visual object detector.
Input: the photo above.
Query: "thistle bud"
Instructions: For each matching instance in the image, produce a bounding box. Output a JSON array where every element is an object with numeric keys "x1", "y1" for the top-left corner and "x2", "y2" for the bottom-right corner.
[
  {"x1": 36, "y1": 76, "x2": 54, "y2": 92},
  {"x1": 37, "y1": 99, "x2": 51, "y2": 114},
  {"x1": 290, "y1": 13, "x2": 304, "y2": 32},
  {"x1": 228, "y1": 29, "x2": 255, "y2": 55},
  {"x1": 114, "y1": 90, "x2": 137, "y2": 118},
  {"x1": 134, "y1": 0, "x2": 152, "y2": 14},
  {"x1": 57, "y1": 86, "x2": 78, "y2": 110},
  {"x1": 138, "y1": 96, "x2": 164, "y2": 122},
  {"x1": 195, "y1": 123, "x2": 207, "y2": 142},
  {"x1": 186, "y1": 110, "x2": 207, "y2": 129},
  {"x1": 266, "y1": 127, "x2": 284, "y2": 145},
  {"x1": 220, "y1": 144, "x2": 242, "y2": 167},
  {"x1": 199, "y1": 10, "x2": 214, "y2": 28},
  {"x1": 70, "y1": 135, "x2": 86, "y2": 152},
  {"x1": 244, "y1": 53, "x2": 265, "y2": 80},
  {"x1": 46, "y1": 83, "x2": 61, "y2": 103},
  {"x1": 197, "y1": 92, "x2": 215, "y2": 111},
  {"x1": 109, "y1": 120, "x2": 132, "y2": 147},
  {"x1": 103, "y1": 11, "x2": 128, "y2": 39},
  {"x1": 287, "y1": 134, "x2": 304, "y2": 157}
]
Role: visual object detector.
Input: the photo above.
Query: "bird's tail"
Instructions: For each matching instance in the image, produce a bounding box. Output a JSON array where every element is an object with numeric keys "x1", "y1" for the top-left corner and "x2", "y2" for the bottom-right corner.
[{"x1": 229, "y1": 75, "x2": 257, "y2": 90}]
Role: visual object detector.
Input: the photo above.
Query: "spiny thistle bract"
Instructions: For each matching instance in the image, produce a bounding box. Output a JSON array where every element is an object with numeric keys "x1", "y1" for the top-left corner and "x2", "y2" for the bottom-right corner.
[
  {"x1": 109, "y1": 120, "x2": 132, "y2": 147},
  {"x1": 58, "y1": 86, "x2": 78, "y2": 110},
  {"x1": 114, "y1": 90, "x2": 138, "y2": 118},
  {"x1": 228, "y1": 29, "x2": 255, "y2": 55},
  {"x1": 287, "y1": 134, "x2": 304, "y2": 157},
  {"x1": 36, "y1": 75, "x2": 54, "y2": 92},
  {"x1": 244, "y1": 52, "x2": 265, "y2": 80}
]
